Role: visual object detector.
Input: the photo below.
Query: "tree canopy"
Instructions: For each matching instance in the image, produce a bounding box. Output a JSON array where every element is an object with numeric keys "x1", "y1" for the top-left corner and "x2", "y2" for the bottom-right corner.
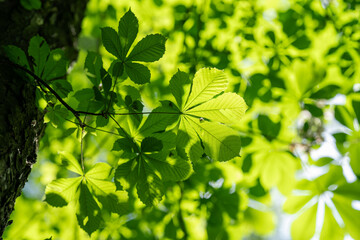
[{"x1": 2, "y1": 0, "x2": 360, "y2": 239}]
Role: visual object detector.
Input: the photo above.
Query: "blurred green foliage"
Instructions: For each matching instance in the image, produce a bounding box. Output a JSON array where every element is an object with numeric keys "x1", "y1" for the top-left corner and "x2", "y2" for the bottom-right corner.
[{"x1": 3, "y1": 0, "x2": 360, "y2": 239}]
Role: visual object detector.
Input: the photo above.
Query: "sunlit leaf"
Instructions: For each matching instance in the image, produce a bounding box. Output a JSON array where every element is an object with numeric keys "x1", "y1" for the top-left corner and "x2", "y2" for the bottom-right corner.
[
  {"x1": 76, "y1": 183, "x2": 102, "y2": 236},
  {"x1": 186, "y1": 92, "x2": 247, "y2": 124},
  {"x1": 184, "y1": 68, "x2": 227, "y2": 110},
  {"x1": 45, "y1": 177, "x2": 82, "y2": 207},
  {"x1": 124, "y1": 62, "x2": 150, "y2": 84},
  {"x1": 118, "y1": 9, "x2": 138, "y2": 60},
  {"x1": 101, "y1": 27, "x2": 122, "y2": 58},
  {"x1": 126, "y1": 34, "x2": 166, "y2": 62},
  {"x1": 137, "y1": 158, "x2": 164, "y2": 206}
]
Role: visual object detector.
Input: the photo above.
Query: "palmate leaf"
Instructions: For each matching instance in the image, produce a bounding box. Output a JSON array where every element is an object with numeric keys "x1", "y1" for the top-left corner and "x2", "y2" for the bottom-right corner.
[
  {"x1": 115, "y1": 153, "x2": 139, "y2": 190},
  {"x1": 136, "y1": 105, "x2": 179, "y2": 137},
  {"x1": 76, "y1": 183, "x2": 102, "y2": 236},
  {"x1": 144, "y1": 151, "x2": 192, "y2": 181},
  {"x1": 28, "y1": 35, "x2": 50, "y2": 77},
  {"x1": 183, "y1": 68, "x2": 228, "y2": 110},
  {"x1": 185, "y1": 116, "x2": 241, "y2": 162},
  {"x1": 118, "y1": 9, "x2": 138, "y2": 60},
  {"x1": 2, "y1": 45, "x2": 30, "y2": 69},
  {"x1": 284, "y1": 166, "x2": 360, "y2": 240},
  {"x1": 59, "y1": 152, "x2": 83, "y2": 175},
  {"x1": 126, "y1": 34, "x2": 166, "y2": 62},
  {"x1": 101, "y1": 27, "x2": 122, "y2": 58},
  {"x1": 42, "y1": 49, "x2": 68, "y2": 81},
  {"x1": 177, "y1": 117, "x2": 204, "y2": 160},
  {"x1": 137, "y1": 158, "x2": 164, "y2": 206},
  {"x1": 86, "y1": 167, "x2": 129, "y2": 215},
  {"x1": 141, "y1": 137, "x2": 163, "y2": 152},
  {"x1": 45, "y1": 161, "x2": 129, "y2": 236},
  {"x1": 169, "y1": 70, "x2": 191, "y2": 110},
  {"x1": 85, "y1": 162, "x2": 112, "y2": 179},
  {"x1": 45, "y1": 177, "x2": 82, "y2": 207},
  {"x1": 290, "y1": 203, "x2": 317, "y2": 240},
  {"x1": 169, "y1": 68, "x2": 247, "y2": 162},
  {"x1": 124, "y1": 62, "x2": 150, "y2": 84},
  {"x1": 85, "y1": 52, "x2": 103, "y2": 86},
  {"x1": 186, "y1": 92, "x2": 247, "y2": 124}
]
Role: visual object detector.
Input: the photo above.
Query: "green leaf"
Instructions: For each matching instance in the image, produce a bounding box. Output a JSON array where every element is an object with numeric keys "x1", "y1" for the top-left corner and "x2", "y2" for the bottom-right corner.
[
  {"x1": 283, "y1": 195, "x2": 314, "y2": 214},
  {"x1": 101, "y1": 71, "x2": 112, "y2": 95},
  {"x1": 115, "y1": 156, "x2": 138, "y2": 190},
  {"x1": 186, "y1": 116, "x2": 241, "y2": 162},
  {"x1": 87, "y1": 178, "x2": 129, "y2": 214},
  {"x1": 151, "y1": 131, "x2": 176, "y2": 150},
  {"x1": 141, "y1": 137, "x2": 163, "y2": 152},
  {"x1": 352, "y1": 100, "x2": 360, "y2": 121},
  {"x1": 184, "y1": 68, "x2": 228, "y2": 110},
  {"x1": 85, "y1": 52, "x2": 103, "y2": 86},
  {"x1": 126, "y1": 34, "x2": 166, "y2": 62},
  {"x1": 137, "y1": 158, "x2": 164, "y2": 206},
  {"x1": 145, "y1": 151, "x2": 192, "y2": 181},
  {"x1": 96, "y1": 115, "x2": 109, "y2": 127},
  {"x1": 320, "y1": 205, "x2": 345, "y2": 240},
  {"x1": 112, "y1": 138, "x2": 136, "y2": 152},
  {"x1": 169, "y1": 70, "x2": 191, "y2": 110},
  {"x1": 290, "y1": 203, "x2": 317, "y2": 240},
  {"x1": 20, "y1": 0, "x2": 41, "y2": 10},
  {"x1": 292, "y1": 34, "x2": 311, "y2": 50},
  {"x1": 334, "y1": 181, "x2": 360, "y2": 200},
  {"x1": 28, "y1": 35, "x2": 50, "y2": 76},
  {"x1": 44, "y1": 105, "x2": 68, "y2": 128},
  {"x1": 101, "y1": 27, "x2": 122, "y2": 58},
  {"x1": 332, "y1": 194, "x2": 360, "y2": 240},
  {"x1": 111, "y1": 61, "x2": 124, "y2": 78},
  {"x1": 309, "y1": 85, "x2": 340, "y2": 99},
  {"x1": 137, "y1": 106, "x2": 179, "y2": 137},
  {"x1": 45, "y1": 177, "x2": 82, "y2": 207},
  {"x1": 124, "y1": 62, "x2": 150, "y2": 84},
  {"x1": 50, "y1": 79, "x2": 73, "y2": 98},
  {"x1": 2, "y1": 45, "x2": 29, "y2": 69},
  {"x1": 85, "y1": 162, "x2": 112, "y2": 180},
  {"x1": 177, "y1": 117, "x2": 204, "y2": 161},
  {"x1": 186, "y1": 92, "x2": 247, "y2": 124},
  {"x1": 59, "y1": 152, "x2": 83, "y2": 175},
  {"x1": 118, "y1": 9, "x2": 139, "y2": 60},
  {"x1": 76, "y1": 183, "x2": 102, "y2": 236},
  {"x1": 258, "y1": 115, "x2": 281, "y2": 141},
  {"x1": 42, "y1": 49, "x2": 68, "y2": 81}
]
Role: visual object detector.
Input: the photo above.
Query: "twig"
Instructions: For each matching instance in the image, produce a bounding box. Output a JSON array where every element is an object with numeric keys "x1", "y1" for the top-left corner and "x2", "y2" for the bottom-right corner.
[
  {"x1": 80, "y1": 127, "x2": 85, "y2": 172},
  {"x1": 1, "y1": 58, "x2": 84, "y2": 127}
]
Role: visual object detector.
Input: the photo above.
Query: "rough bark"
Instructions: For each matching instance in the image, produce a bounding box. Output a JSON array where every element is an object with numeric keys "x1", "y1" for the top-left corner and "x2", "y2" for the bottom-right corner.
[{"x1": 0, "y1": 0, "x2": 88, "y2": 237}]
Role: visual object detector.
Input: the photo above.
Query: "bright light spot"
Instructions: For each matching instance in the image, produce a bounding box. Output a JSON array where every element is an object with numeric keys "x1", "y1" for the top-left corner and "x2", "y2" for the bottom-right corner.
[
  {"x1": 327, "y1": 94, "x2": 346, "y2": 105},
  {"x1": 52, "y1": 53, "x2": 62, "y2": 61},
  {"x1": 199, "y1": 191, "x2": 212, "y2": 199},
  {"x1": 209, "y1": 178, "x2": 224, "y2": 189},
  {"x1": 229, "y1": 182, "x2": 236, "y2": 194},
  {"x1": 341, "y1": 156, "x2": 357, "y2": 183},
  {"x1": 352, "y1": 201, "x2": 360, "y2": 210},
  {"x1": 353, "y1": 83, "x2": 360, "y2": 92},
  {"x1": 263, "y1": 9, "x2": 277, "y2": 21}
]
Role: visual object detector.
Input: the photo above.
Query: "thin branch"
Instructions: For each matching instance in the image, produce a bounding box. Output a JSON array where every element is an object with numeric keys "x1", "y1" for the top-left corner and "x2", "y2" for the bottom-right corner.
[
  {"x1": 76, "y1": 110, "x2": 181, "y2": 116},
  {"x1": 64, "y1": 118, "x2": 122, "y2": 136},
  {"x1": 2, "y1": 58, "x2": 84, "y2": 127},
  {"x1": 80, "y1": 127, "x2": 85, "y2": 172}
]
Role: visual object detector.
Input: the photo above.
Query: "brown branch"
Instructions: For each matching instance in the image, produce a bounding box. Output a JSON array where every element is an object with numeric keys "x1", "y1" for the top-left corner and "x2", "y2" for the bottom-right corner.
[{"x1": 1, "y1": 58, "x2": 84, "y2": 127}]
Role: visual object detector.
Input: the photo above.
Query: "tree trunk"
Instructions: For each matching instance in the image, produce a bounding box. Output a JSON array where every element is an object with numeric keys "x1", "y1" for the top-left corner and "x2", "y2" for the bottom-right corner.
[{"x1": 0, "y1": 0, "x2": 88, "y2": 237}]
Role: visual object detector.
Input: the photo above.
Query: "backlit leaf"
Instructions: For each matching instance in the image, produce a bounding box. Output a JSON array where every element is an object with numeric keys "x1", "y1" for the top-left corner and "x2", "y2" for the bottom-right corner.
[{"x1": 126, "y1": 34, "x2": 166, "y2": 62}]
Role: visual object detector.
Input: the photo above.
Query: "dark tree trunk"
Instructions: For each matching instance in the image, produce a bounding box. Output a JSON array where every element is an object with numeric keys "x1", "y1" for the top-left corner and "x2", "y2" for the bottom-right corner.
[{"x1": 0, "y1": 0, "x2": 88, "y2": 237}]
